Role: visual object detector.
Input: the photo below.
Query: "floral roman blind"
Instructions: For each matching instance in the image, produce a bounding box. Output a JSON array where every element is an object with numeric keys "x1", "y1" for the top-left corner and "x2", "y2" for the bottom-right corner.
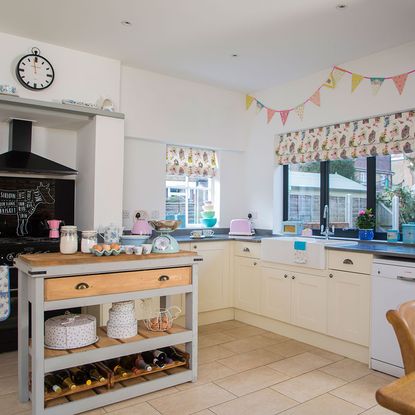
[
  {"x1": 275, "y1": 110, "x2": 415, "y2": 165},
  {"x1": 166, "y1": 145, "x2": 218, "y2": 177}
]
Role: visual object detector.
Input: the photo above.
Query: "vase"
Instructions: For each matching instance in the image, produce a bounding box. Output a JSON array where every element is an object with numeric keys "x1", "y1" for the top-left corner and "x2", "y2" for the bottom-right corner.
[{"x1": 359, "y1": 229, "x2": 374, "y2": 240}]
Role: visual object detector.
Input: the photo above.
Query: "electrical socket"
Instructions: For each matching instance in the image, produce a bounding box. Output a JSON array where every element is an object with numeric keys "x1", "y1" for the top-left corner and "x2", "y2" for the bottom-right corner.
[{"x1": 122, "y1": 210, "x2": 130, "y2": 220}]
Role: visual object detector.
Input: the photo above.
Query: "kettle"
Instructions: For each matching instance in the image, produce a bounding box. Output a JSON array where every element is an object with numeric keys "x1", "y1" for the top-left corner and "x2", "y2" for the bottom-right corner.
[{"x1": 131, "y1": 211, "x2": 152, "y2": 235}]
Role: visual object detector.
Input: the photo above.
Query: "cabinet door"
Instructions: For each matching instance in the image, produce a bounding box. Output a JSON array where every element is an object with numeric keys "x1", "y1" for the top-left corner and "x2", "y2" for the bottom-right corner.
[
  {"x1": 234, "y1": 256, "x2": 261, "y2": 313},
  {"x1": 327, "y1": 270, "x2": 370, "y2": 346},
  {"x1": 191, "y1": 242, "x2": 231, "y2": 312},
  {"x1": 291, "y1": 272, "x2": 327, "y2": 333},
  {"x1": 261, "y1": 267, "x2": 291, "y2": 322}
]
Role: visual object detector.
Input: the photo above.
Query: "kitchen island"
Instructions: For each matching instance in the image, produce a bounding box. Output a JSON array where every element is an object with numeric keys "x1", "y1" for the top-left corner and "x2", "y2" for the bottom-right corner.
[{"x1": 15, "y1": 251, "x2": 201, "y2": 415}]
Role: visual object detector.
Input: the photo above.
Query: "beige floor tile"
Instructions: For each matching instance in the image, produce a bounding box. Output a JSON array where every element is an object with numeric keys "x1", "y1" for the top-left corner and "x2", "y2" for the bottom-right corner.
[
  {"x1": 217, "y1": 348, "x2": 285, "y2": 372},
  {"x1": 309, "y1": 347, "x2": 345, "y2": 362},
  {"x1": 260, "y1": 332, "x2": 291, "y2": 343},
  {"x1": 361, "y1": 405, "x2": 395, "y2": 414},
  {"x1": 198, "y1": 345, "x2": 235, "y2": 364},
  {"x1": 176, "y1": 362, "x2": 236, "y2": 390},
  {"x1": 215, "y1": 366, "x2": 289, "y2": 397},
  {"x1": 0, "y1": 361, "x2": 17, "y2": 378},
  {"x1": 81, "y1": 409, "x2": 106, "y2": 415},
  {"x1": 148, "y1": 383, "x2": 234, "y2": 415},
  {"x1": 105, "y1": 402, "x2": 160, "y2": 415},
  {"x1": 267, "y1": 352, "x2": 332, "y2": 377},
  {"x1": 279, "y1": 393, "x2": 363, "y2": 415},
  {"x1": 271, "y1": 370, "x2": 347, "y2": 403},
  {"x1": 319, "y1": 358, "x2": 372, "y2": 382},
  {"x1": 191, "y1": 411, "x2": 215, "y2": 415},
  {"x1": 200, "y1": 321, "x2": 248, "y2": 333},
  {"x1": 263, "y1": 340, "x2": 314, "y2": 358},
  {"x1": 0, "y1": 375, "x2": 18, "y2": 396},
  {"x1": 221, "y1": 335, "x2": 278, "y2": 353},
  {"x1": 198, "y1": 333, "x2": 236, "y2": 348},
  {"x1": 103, "y1": 387, "x2": 178, "y2": 412},
  {"x1": 330, "y1": 373, "x2": 395, "y2": 409},
  {"x1": 0, "y1": 351, "x2": 17, "y2": 367},
  {"x1": 0, "y1": 392, "x2": 31, "y2": 415},
  {"x1": 210, "y1": 388, "x2": 297, "y2": 415},
  {"x1": 225, "y1": 326, "x2": 267, "y2": 339}
]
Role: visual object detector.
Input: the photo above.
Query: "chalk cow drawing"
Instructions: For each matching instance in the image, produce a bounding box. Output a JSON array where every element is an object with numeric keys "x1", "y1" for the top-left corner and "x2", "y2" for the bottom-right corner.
[{"x1": 0, "y1": 183, "x2": 55, "y2": 236}]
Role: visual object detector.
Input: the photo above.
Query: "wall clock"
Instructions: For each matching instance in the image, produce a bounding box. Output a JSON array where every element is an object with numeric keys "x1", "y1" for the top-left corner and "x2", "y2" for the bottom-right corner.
[{"x1": 15, "y1": 47, "x2": 55, "y2": 91}]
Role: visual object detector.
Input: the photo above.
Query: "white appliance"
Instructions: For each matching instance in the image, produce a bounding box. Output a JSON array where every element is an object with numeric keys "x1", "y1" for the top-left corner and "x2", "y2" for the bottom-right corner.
[{"x1": 371, "y1": 257, "x2": 415, "y2": 377}]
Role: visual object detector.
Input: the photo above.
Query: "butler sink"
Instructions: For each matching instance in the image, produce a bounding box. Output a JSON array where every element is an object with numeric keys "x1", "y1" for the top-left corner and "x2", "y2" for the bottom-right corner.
[{"x1": 261, "y1": 237, "x2": 357, "y2": 269}]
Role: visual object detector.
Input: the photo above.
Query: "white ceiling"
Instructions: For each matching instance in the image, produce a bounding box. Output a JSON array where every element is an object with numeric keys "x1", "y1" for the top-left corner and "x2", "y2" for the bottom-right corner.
[{"x1": 1, "y1": 0, "x2": 415, "y2": 92}]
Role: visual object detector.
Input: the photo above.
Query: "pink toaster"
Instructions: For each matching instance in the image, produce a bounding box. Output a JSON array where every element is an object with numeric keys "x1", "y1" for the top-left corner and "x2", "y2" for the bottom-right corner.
[{"x1": 229, "y1": 219, "x2": 255, "y2": 236}]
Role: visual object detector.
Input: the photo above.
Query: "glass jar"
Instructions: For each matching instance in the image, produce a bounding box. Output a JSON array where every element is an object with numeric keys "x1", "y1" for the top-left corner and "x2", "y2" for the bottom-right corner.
[
  {"x1": 60, "y1": 226, "x2": 78, "y2": 254},
  {"x1": 81, "y1": 230, "x2": 97, "y2": 253}
]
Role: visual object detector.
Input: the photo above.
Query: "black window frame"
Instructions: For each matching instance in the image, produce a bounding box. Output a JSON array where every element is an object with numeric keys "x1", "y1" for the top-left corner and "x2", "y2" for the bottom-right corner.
[{"x1": 283, "y1": 157, "x2": 387, "y2": 240}]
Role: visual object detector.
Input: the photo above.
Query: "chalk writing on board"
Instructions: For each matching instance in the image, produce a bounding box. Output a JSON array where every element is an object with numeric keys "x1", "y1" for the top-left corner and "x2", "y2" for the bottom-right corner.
[{"x1": 0, "y1": 183, "x2": 55, "y2": 236}]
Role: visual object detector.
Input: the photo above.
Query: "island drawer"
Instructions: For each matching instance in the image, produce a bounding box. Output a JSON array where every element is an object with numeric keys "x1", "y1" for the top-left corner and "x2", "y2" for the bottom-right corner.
[
  {"x1": 234, "y1": 241, "x2": 261, "y2": 259},
  {"x1": 328, "y1": 250, "x2": 372, "y2": 275},
  {"x1": 44, "y1": 266, "x2": 192, "y2": 301}
]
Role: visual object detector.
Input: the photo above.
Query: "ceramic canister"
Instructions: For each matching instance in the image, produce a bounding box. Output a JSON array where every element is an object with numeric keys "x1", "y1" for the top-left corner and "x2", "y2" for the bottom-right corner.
[
  {"x1": 111, "y1": 300, "x2": 135, "y2": 312},
  {"x1": 106, "y1": 321, "x2": 137, "y2": 339},
  {"x1": 108, "y1": 308, "x2": 136, "y2": 325},
  {"x1": 45, "y1": 313, "x2": 97, "y2": 349}
]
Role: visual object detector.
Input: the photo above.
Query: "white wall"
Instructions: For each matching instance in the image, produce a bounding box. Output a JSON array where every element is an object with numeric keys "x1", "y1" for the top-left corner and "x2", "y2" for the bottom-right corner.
[
  {"x1": 0, "y1": 32, "x2": 121, "y2": 108},
  {"x1": 247, "y1": 40, "x2": 415, "y2": 230}
]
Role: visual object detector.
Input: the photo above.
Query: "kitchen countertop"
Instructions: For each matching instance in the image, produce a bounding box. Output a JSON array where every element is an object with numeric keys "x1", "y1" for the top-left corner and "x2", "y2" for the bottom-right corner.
[{"x1": 175, "y1": 234, "x2": 263, "y2": 243}]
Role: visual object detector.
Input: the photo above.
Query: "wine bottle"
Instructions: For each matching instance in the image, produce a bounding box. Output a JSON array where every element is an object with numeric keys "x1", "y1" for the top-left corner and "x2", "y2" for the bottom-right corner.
[
  {"x1": 44, "y1": 373, "x2": 62, "y2": 393},
  {"x1": 69, "y1": 367, "x2": 92, "y2": 386},
  {"x1": 153, "y1": 350, "x2": 168, "y2": 365},
  {"x1": 161, "y1": 346, "x2": 186, "y2": 362},
  {"x1": 142, "y1": 350, "x2": 165, "y2": 368},
  {"x1": 79, "y1": 364, "x2": 105, "y2": 382},
  {"x1": 55, "y1": 370, "x2": 76, "y2": 390},
  {"x1": 135, "y1": 354, "x2": 152, "y2": 372},
  {"x1": 104, "y1": 359, "x2": 128, "y2": 377}
]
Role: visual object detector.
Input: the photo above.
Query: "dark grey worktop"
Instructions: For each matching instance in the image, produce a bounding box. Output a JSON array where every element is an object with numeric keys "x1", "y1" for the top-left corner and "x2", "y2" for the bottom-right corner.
[
  {"x1": 176, "y1": 234, "x2": 263, "y2": 243},
  {"x1": 326, "y1": 241, "x2": 415, "y2": 259}
]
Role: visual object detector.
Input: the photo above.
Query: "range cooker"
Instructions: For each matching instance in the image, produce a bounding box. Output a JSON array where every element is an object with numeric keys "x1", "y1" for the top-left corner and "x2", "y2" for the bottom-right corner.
[{"x1": 0, "y1": 237, "x2": 80, "y2": 353}]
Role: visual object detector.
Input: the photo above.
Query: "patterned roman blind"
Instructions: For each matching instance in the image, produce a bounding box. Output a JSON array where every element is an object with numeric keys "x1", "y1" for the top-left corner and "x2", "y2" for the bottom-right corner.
[
  {"x1": 275, "y1": 110, "x2": 415, "y2": 165},
  {"x1": 166, "y1": 145, "x2": 218, "y2": 177}
]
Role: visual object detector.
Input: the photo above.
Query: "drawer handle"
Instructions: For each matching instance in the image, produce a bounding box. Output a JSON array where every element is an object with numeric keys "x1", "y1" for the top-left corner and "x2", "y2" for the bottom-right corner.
[
  {"x1": 243, "y1": 247, "x2": 250, "y2": 252},
  {"x1": 284, "y1": 274, "x2": 288, "y2": 278},
  {"x1": 193, "y1": 245, "x2": 197, "y2": 249},
  {"x1": 291, "y1": 275, "x2": 295, "y2": 280},
  {"x1": 253, "y1": 262, "x2": 257, "y2": 266},
  {"x1": 343, "y1": 259, "x2": 354, "y2": 265},
  {"x1": 397, "y1": 276, "x2": 415, "y2": 282},
  {"x1": 158, "y1": 275, "x2": 170, "y2": 282},
  {"x1": 75, "y1": 282, "x2": 89, "y2": 290},
  {"x1": 329, "y1": 273, "x2": 334, "y2": 278}
]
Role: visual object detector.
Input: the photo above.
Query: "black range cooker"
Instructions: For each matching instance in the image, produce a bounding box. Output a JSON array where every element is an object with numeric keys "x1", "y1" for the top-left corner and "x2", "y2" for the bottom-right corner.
[{"x1": 0, "y1": 237, "x2": 80, "y2": 353}]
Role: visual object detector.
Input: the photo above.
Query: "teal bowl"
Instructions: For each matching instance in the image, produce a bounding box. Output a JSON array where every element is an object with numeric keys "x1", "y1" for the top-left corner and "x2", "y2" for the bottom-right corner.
[
  {"x1": 201, "y1": 211, "x2": 215, "y2": 219},
  {"x1": 202, "y1": 218, "x2": 217, "y2": 228}
]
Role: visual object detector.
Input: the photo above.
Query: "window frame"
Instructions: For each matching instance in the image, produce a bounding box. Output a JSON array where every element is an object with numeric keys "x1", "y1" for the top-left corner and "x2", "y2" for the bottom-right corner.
[
  {"x1": 165, "y1": 175, "x2": 214, "y2": 228},
  {"x1": 283, "y1": 157, "x2": 387, "y2": 240}
]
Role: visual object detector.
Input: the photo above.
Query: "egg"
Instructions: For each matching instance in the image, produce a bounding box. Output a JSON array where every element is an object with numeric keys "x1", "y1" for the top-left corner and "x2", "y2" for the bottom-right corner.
[
  {"x1": 110, "y1": 243, "x2": 121, "y2": 250},
  {"x1": 93, "y1": 245, "x2": 103, "y2": 252},
  {"x1": 102, "y1": 244, "x2": 111, "y2": 251}
]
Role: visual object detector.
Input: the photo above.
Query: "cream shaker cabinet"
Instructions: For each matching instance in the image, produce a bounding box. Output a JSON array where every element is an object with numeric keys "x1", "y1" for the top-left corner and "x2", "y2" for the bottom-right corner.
[
  {"x1": 327, "y1": 270, "x2": 370, "y2": 346},
  {"x1": 260, "y1": 267, "x2": 291, "y2": 322},
  {"x1": 234, "y1": 256, "x2": 261, "y2": 313}
]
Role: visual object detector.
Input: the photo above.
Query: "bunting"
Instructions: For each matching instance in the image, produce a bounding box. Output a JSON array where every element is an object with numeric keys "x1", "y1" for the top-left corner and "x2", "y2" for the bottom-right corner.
[{"x1": 246, "y1": 65, "x2": 415, "y2": 126}]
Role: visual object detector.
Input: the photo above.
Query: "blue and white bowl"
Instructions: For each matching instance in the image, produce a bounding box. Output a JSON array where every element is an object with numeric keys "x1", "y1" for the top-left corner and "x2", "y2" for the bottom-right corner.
[{"x1": 120, "y1": 234, "x2": 150, "y2": 246}]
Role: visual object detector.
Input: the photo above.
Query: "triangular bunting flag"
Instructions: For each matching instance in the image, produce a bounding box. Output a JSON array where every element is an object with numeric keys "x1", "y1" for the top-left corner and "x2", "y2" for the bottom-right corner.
[
  {"x1": 370, "y1": 77, "x2": 384, "y2": 95},
  {"x1": 280, "y1": 110, "x2": 290, "y2": 125},
  {"x1": 267, "y1": 108, "x2": 276, "y2": 123},
  {"x1": 309, "y1": 90, "x2": 320, "y2": 106},
  {"x1": 245, "y1": 95, "x2": 254, "y2": 110},
  {"x1": 392, "y1": 73, "x2": 408, "y2": 95},
  {"x1": 351, "y1": 73, "x2": 364, "y2": 92},
  {"x1": 332, "y1": 68, "x2": 345, "y2": 85},
  {"x1": 323, "y1": 72, "x2": 336, "y2": 89},
  {"x1": 256, "y1": 101, "x2": 264, "y2": 113},
  {"x1": 295, "y1": 104, "x2": 304, "y2": 121}
]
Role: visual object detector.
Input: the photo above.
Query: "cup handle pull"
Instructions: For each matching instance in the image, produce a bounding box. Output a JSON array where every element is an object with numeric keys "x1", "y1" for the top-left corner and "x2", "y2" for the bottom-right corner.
[
  {"x1": 343, "y1": 259, "x2": 353, "y2": 265},
  {"x1": 75, "y1": 282, "x2": 89, "y2": 290},
  {"x1": 158, "y1": 275, "x2": 170, "y2": 282}
]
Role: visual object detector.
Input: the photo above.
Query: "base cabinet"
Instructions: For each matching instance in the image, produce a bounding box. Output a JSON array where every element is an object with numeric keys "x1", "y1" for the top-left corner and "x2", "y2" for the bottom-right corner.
[
  {"x1": 234, "y1": 256, "x2": 261, "y2": 314},
  {"x1": 261, "y1": 267, "x2": 291, "y2": 322},
  {"x1": 292, "y1": 272, "x2": 328, "y2": 333},
  {"x1": 327, "y1": 270, "x2": 370, "y2": 346}
]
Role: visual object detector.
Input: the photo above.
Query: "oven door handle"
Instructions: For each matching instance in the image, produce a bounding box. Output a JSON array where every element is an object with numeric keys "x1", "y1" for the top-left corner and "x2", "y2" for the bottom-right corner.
[{"x1": 397, "y1": 275, "x2": 415, "y2": 282}]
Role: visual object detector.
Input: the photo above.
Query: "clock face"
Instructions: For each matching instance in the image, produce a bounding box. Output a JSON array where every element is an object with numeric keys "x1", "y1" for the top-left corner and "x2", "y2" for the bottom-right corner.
[
  {"x1": 153, "y1": 236, "x2": 171, "y2": 251},
  {"x1": 16, "y1": 53, "x2": 55, "y2": 90}
]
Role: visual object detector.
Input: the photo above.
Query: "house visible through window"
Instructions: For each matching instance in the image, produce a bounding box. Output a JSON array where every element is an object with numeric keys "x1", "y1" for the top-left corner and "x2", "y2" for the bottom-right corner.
[{"x1": 165, "y1": 145, "x2": 217, "y2": 228}]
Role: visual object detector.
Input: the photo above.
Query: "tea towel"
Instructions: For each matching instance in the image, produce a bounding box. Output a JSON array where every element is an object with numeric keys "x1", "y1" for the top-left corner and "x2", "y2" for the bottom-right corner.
[{"x1": 0, "y1": 266, "x2": 10, "y2": 321}]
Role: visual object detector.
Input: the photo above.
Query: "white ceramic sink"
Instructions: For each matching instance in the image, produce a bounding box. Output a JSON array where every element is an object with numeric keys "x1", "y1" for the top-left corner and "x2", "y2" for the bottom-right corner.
[{"x1": 261, "y1": 237, "x2": 357, "y2": 269}]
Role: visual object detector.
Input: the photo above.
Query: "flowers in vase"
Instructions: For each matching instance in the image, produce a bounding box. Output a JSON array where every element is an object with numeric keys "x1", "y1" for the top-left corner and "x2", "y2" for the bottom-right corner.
[{"x1": 356, "y1": 208, "x2": 375, "y2": 230}]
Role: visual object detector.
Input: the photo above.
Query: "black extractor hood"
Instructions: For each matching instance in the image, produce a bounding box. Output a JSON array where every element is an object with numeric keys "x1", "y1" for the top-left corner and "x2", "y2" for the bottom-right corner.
[{"x1": 0, "y1": 120, "x2": 78, "y2": 175}]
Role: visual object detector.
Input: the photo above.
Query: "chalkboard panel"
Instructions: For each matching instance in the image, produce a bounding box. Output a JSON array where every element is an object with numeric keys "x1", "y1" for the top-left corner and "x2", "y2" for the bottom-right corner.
[{"x1": 0, "y1": 177, "x2": 75, "y2": 237}]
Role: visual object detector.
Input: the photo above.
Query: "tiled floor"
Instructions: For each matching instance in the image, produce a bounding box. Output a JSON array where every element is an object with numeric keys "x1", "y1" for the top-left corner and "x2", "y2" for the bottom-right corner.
[{"x1": 0, "y1": 320, "x2": 395, "y2": 415}]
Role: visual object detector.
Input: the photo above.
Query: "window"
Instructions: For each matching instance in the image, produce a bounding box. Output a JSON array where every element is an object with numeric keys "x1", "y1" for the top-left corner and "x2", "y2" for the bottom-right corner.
[
  {"x1": 165, "y1": 175, "x2": 213, "y2": 227},
  {"x1": 283, "y1": 155, "x2": 413, "y2": 239}
]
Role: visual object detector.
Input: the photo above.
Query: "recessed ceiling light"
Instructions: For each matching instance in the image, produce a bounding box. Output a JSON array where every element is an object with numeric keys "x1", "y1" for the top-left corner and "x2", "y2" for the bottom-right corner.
[
  {"x1": 336, "y1": 4, "x2": 347, "y2": 9},
  {"x1": 121, "y1": 20, "x2": 133, "y2": 26}
]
